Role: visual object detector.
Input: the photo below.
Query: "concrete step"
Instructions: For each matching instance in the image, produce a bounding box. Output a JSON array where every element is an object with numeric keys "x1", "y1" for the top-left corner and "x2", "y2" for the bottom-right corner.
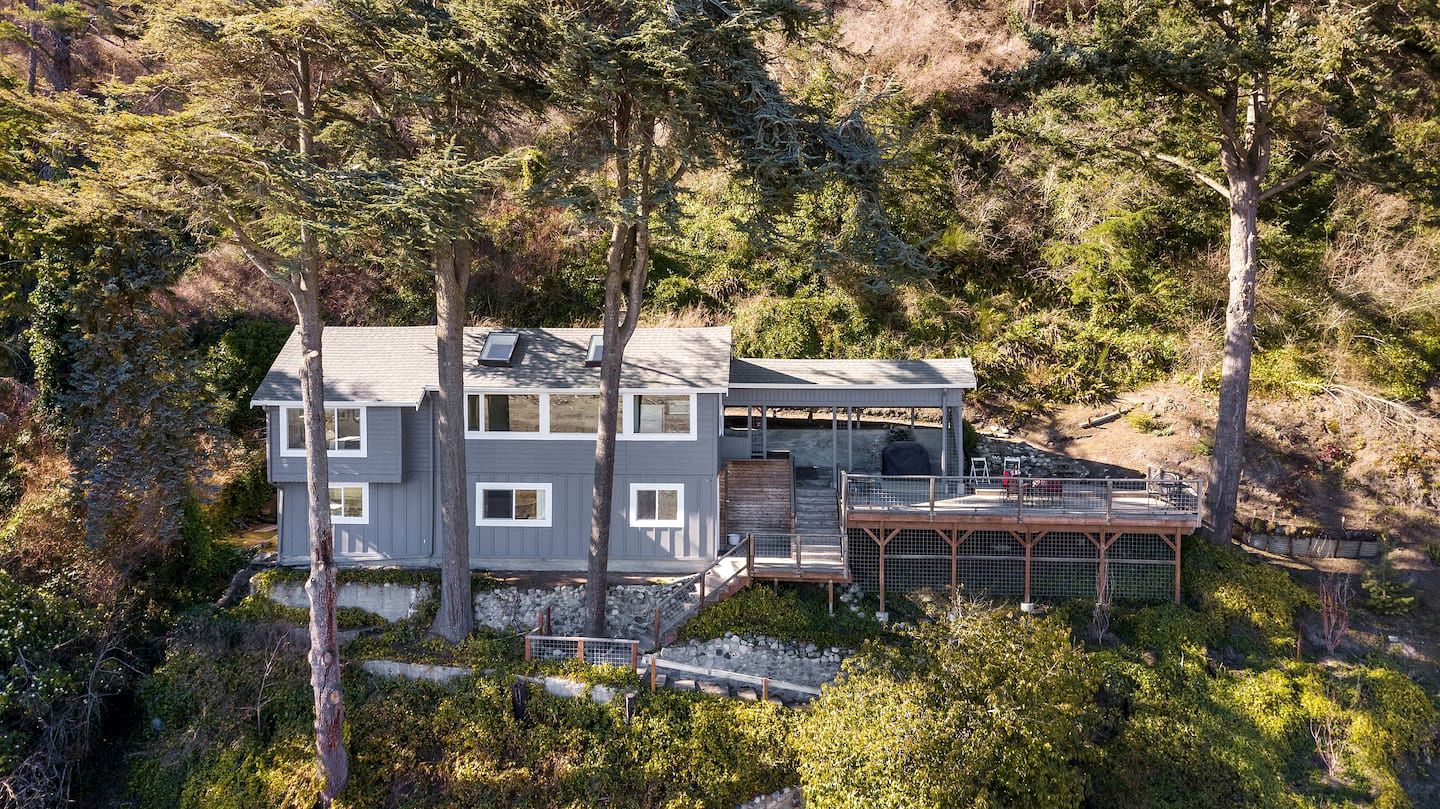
[{"x1": 698, "y1": 681, "x2": 730, "y2": 697}]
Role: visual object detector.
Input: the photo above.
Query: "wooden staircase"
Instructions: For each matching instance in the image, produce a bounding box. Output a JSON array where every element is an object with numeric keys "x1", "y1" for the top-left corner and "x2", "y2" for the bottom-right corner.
[{"x1": 647, "y1": 538, "x2": 754, "y2": 650}]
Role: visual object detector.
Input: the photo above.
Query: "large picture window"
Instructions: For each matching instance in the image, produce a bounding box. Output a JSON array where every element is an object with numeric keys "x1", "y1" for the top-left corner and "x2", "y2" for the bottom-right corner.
[
  {"x1": 632, "y1": 395, "x2": 691, "y2": 435},
  {"x1": 549, "y1": 394, "x2": 600, "y2": 434},
  {"x1": 468, "y1": 394, "x2": 540, "y2": 433},
  {"x1": 283, "y1": 406, "x2": 364, "y2": 455},
  {"x1": 630, "y1": 483, "x2": 683, "y2": 528},
  {"x1": 328, "y1": 483, "x2": 368, "y2": 524},
  {"x1": 462, "y1": 391, "x2": 696, "y2": 441},
  {"x1": 476, "y1": 483, "x2": 552, "y2": 527}
]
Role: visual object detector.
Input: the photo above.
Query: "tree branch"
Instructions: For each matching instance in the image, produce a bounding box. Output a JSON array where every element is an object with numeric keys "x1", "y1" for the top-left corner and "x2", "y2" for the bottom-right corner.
[
  {"x1": 1116, "y1": 145, "x2": 1230, "y2": 196},
  {"x1": 216, "y1": 209, "x2": 300, "y2": 294},
  {"x1": 1258, "y1": 156, "x2": 1325, "y2": 201}
]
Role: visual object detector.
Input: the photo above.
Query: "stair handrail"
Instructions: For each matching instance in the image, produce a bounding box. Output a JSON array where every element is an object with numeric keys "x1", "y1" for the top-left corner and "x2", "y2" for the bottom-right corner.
[{"x1": 650, "y1": 535, "x2": 754, "y2": 651}]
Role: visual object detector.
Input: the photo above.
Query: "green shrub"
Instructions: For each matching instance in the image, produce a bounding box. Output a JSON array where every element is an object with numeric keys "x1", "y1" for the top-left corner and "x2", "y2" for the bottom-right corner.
[
  {"x1": 1361, "y1": 544, "x2": 1417, "y2": 615},
  {"x1": 676, "y1": 583, "x2": 882, "y2": 648},
  {"x1": 131, "y1": 618, "x2": 798, "y2": 809},
  {"x1": 1182, "y1": 537, "x2": 1314, "y2": 656},
  {"x1": 1125, "y1": 410, "x2": 1172, "y2": 435},
  {"x1": 796, "y1": 600, "x2": 1097, "y2": 809}
]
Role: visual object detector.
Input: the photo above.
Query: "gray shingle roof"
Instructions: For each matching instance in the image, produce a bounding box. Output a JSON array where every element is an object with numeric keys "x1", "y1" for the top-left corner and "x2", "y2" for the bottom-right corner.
[
  {"x1": 728, "y1": 357, "x2": 977, "y2": 389},
  {"x1": 250, "y1": 326, "x2": 735, "y2": 405}
]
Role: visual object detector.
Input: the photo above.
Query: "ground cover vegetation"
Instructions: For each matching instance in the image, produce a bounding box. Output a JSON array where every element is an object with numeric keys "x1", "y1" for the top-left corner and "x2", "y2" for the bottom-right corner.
[
  {"x1": 0, "y1": 0, "x2": 1435, "y2": 806},
  {"x1": 120, "y1": 539, "x2": 1437, "y2": 808}
]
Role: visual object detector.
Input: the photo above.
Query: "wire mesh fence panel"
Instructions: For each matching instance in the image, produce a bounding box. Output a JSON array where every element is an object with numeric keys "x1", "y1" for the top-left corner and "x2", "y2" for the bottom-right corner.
[
  {"x1": 1108, "y1": 532, "x2": 1176, "y2": 601},
  {"x1": 525, "y1": 635, "x2": 639, "y2": 668},
  {"x1": 846, "y1": 527, "x2": 1177, "y2": 604},
  {"x1": 1107, "y1": 560, "x2": 1173, "y2": 602}
]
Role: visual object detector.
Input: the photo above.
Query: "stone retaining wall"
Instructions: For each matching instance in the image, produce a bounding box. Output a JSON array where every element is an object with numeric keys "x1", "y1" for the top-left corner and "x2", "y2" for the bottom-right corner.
[{"x1": 658, "y1": 633, "x2": 847, "y2": 689}]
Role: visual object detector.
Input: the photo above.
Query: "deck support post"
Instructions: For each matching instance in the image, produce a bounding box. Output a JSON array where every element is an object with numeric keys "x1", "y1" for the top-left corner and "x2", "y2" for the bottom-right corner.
[
  {"x1": 1020, "y1": 531, "x2": 1035, "y2": 605},
  {"x1": 942, "y1": 528, "x2": 957, "y2": 600},
  {"x1": 1173, "y1": 531, "x2": 1182, "y2": 603},
  {"x1": 828, "y1": 580, "x2": 834, "y2": 615},
  {"x1": 878, "y1": 525, "x2": 886, "y2": 614},
  {"x1": 1095, "y1": 532, "x2": 1108, "y2": 602}
]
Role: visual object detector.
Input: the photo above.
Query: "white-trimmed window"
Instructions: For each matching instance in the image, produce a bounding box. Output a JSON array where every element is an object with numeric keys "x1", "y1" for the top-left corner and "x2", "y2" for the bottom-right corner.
[
  {"x1": 630, "y1": 483, "x2": 683, "y2": 528},
  {"x1": 282, "y1": 406, "x2": 365, "y2": 456},
  {"x1": 467, "y1": 393, "x2": 541, "y2": 434},
  {"x1": 477, "y1": 482, "x2": 552, "y2": 527},
  {"x1": 461, "y1": 391, "x2": 697, "y2": 441},
  {"x1": 328, "y1": 483, "x2": 368, "y2": 524},
  {"x1": 629, "y1": 394, "x2": 693, "y2": 437}
]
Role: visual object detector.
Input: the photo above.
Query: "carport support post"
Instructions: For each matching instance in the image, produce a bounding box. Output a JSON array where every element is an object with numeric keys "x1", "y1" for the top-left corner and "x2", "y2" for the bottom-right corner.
[
  {"x1": 846, "y1": 407, "x2": 854, "y2": 471},
  {"x1": 761, "y1": 406, "x2": 768, "y2": 456},
  {"x1": 831, "y1": 408, "x2": 838, "y2": 479}
]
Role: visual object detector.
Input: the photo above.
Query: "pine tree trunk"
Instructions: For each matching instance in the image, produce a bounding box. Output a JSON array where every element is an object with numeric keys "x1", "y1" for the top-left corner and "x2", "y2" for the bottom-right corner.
[
  {"x1": 293, "y1": 289, "x2": 348, "y2": 803},
  {"x1": 583, "y1": 222, "x2": 631, "y2": 638},
  {"x1": 430, "y1": 238, "x2": 474, "y2": 643},
  {"x1": 1205, "y1": 174, "x2": 1260, "y2": 544}
]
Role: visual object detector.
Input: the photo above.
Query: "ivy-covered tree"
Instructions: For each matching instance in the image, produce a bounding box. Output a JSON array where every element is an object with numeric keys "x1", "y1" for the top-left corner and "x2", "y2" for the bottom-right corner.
[
  {"x1": 1004, "y1": 0, "x2": 1438, "y2": 543},
  {"x1": 539, "y1": 0, "x2": 904, "y2": 635},
  {"x1": 28, "y1": 224, "x2": 205, "y2": 565}
]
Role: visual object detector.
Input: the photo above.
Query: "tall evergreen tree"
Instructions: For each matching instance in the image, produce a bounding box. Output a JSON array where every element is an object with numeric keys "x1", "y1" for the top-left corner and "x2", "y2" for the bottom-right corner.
[
  {"x1": 97, "y1": 1, "x2": 373, "y2": 799},
  {"x1": 337, "y1": 0, "x2": 550, "y2": 643},
  {"x1": 1005, "y1": 0, "x2": 1436, "y2": 543},
  {"x1": 537, "y1": 0, "x2": 904, "y2": 635}
]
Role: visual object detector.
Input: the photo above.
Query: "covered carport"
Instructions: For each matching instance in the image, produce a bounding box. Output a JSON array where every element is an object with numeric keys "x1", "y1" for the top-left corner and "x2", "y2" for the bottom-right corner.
[{"x1": 722, "y1": 357, "x2": 978, "y2": 480}]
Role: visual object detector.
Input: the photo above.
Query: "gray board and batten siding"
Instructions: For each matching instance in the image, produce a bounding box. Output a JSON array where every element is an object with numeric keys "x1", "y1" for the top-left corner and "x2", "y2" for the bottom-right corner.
[
  {"x1": 268, "y1": 393, "x2": 725, "y2": 572},
  {"x1": 254, "y1": 325, "x2": 977, "y2": 573}
]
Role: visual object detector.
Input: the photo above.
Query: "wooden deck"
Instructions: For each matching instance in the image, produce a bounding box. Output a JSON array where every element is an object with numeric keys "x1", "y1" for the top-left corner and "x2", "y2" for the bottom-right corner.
[{"x1": 844, "y1": 475, "x2": 1202, "y2": 532}]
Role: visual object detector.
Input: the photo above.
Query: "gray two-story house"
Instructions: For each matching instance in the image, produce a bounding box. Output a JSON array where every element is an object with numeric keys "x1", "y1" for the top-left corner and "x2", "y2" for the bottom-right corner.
[{"x1": 253, "y1": 325, "x2": 978, "y2": 573}]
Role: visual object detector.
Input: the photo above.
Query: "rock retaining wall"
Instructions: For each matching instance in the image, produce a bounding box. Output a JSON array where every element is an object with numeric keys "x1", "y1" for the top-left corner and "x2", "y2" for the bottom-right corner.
[
  {"x1": 472, "y1": 582, "x2": 686, "y2": 639},
  {"x1": 658, "y1": 633, "x2": 847, "y2": 689},
  {"x1": 737, "y1": 787, "x2": 803, "y2": 809}
]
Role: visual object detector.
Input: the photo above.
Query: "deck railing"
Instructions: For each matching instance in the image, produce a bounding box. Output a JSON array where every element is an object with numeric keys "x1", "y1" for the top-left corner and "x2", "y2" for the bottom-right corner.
[
  {"x1": 749, "y1": 532, "x2": 848, "y2": 575},
  {"x1": 844, "y1": 474, "x2": 1202, "y2": 523}
]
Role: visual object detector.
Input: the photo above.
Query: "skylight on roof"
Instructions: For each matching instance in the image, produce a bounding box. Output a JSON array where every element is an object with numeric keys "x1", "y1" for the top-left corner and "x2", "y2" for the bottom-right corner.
[
  {"x1": 480, "y1": 332, "x2": 519, "y2": 367},
  {"x1": 584, "y1": 335, "x2": 603, "y2": 367}
]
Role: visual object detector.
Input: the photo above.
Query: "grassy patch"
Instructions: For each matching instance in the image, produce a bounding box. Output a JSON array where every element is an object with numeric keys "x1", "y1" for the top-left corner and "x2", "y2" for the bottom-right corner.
[
  {"x1": 227, "y1": 593, "x2": 386, "y2": 631},
  {"x1": 251, "y1": 565, "x2": 503, "y2": 591}
]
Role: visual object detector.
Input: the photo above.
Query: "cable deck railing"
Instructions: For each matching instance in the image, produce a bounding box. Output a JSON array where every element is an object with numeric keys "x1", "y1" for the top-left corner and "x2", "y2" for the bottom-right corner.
[{"x1": 843, "y1": 473, "x2": 1202, "y2": 525}]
